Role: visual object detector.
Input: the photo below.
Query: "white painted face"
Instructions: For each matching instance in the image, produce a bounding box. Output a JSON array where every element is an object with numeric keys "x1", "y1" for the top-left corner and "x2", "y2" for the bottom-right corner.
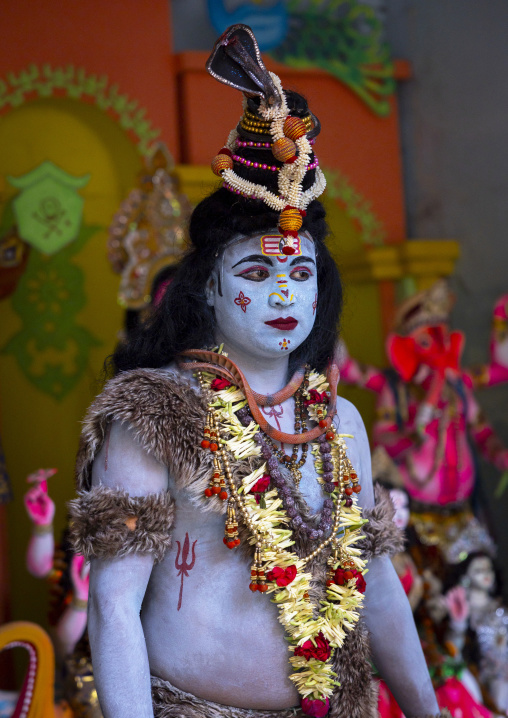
[
  {"x1": 206, "y1": 232, "x2": 318, "y2": 361},
  {"x1": 467, "y1": 556, "x2": 495, "y2": 592}
]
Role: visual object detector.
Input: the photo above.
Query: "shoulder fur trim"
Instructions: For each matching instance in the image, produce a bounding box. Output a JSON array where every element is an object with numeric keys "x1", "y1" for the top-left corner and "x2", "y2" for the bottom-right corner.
[
  {"x1": 329, "y1": 621, "x2": 378, "y2": 718},
  {"x1": 76, "y1": 368, "x2": 211, "y2": 494},
  {"x1": 357, "y1": 485, "x2": 405, "y2": 560},
  {"x1": 68, "y1": 485, "x2": 175, "y2": 563}
]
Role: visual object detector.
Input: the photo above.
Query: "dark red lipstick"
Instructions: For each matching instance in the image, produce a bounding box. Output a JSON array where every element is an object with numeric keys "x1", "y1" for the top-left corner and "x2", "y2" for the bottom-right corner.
[{"x1": 264, "y1": 317, "x2": 298, "y2": 331}]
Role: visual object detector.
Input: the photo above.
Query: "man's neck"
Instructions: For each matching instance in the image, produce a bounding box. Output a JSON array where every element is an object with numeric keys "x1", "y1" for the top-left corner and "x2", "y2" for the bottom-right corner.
[{"x1": 218, "y1": 342, "x2": 290, "y2": 396}]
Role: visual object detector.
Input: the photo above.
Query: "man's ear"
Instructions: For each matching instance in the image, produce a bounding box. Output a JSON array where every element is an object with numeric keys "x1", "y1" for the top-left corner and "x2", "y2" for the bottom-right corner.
[{"x1": 205, "y1": 273, "x2": 215, "y2": 307}]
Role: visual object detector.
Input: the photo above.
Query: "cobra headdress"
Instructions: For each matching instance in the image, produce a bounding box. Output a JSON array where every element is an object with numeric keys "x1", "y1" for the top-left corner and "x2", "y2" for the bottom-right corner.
[{"x1": 207, "y1": 24, "x2": 326, "y2": 256}]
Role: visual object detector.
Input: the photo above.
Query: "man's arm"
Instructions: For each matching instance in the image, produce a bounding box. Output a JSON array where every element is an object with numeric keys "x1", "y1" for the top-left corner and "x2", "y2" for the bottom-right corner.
[
  {"x1": 77, "y1": 421, "x2": 170, "y2": 718},
  {"x1": 352, "y1": 407, "x2": 440, "y2": 718},
  {"x1": 364, "y1": 557, "x2": 439, "y2": 716},
  {"x1": 89, "y1": 551, "x2": 155, "y2": 718}
]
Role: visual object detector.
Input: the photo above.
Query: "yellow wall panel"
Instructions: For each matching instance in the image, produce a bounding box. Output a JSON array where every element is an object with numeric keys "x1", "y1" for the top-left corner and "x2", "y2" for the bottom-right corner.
[{"x1": 0, "y1": 98, "x2": 141, "y2": 629}]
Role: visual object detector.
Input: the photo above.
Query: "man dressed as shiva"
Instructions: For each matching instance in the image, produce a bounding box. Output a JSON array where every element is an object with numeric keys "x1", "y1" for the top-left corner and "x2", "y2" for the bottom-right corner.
[{"x1": 69, "y1": 24, "x2": 449, "y2": 718}]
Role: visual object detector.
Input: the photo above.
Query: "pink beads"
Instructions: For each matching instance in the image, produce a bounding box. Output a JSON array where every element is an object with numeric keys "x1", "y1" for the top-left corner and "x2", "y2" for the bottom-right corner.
[
  {"x1": 232, "y1": 154, "x2": 278, "y2": 172},
  {"x1": 236, "y1": 139, "x2": 272, "y2": 149},
  {"x1": 230, "y1": 154, "x2": 319, "y2": 172}
]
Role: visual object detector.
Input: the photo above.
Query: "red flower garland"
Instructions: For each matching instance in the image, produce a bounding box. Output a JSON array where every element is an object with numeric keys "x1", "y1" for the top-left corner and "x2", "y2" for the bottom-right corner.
[
  {"x1": 301, "y1": 696, "x2": 330, "y2": 717},
  {"x1": 250, "y1": 475, "x2": 270, "y2": 494},
  {"x1": 334, "y1": 567, "x2": 366, "y2": 594},
  {"x1": 211, "y1": 377, "x2": 232, "y2": 391},
  {"x1": 266, "y1": 565, "x2": 297, "y2": 587},
  {"x1": 294, "y1": 632, "x2": 331, "y2": 662},
  {"x1": 304, "y1": 389, "x2": 329, "y2": 406}
]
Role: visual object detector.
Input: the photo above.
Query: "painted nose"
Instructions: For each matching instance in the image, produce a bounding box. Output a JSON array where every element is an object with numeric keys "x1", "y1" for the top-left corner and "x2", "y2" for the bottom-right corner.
[{"x1": 268, "y1": 289, "x2": 294, "y2": 308}]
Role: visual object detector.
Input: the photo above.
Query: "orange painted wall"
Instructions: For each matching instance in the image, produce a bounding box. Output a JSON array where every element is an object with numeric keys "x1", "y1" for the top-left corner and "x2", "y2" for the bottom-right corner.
[{"x1": 0, "y1": 0, "x2": 179, "y2": 158}]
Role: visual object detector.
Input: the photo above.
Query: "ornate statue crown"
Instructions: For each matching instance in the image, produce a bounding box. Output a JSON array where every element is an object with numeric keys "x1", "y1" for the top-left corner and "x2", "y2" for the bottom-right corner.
[
  {"x1": 206, "y1": 24, "x2": 326, "y2": 256},
  {"x1": 394, "y1": 279, "x2": 454, "y2": 335}
]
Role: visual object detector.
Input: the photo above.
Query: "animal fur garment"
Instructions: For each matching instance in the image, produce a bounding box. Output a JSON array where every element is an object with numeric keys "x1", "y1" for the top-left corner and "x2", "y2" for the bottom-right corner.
[
  {"x1": 68, "y1": 485, "x2": 175, "y2": 563},
  {"x1": 152, "y1": 675, "x2": 449, "y2": 718},
  {"x1": 75, "y1": 369, "x2": 216, "y2": 508},
  {"x1": 76, "y1": 370, "x2": 402, "y2": 545},
  {"x1": 151, "y1": 675, "x2": 303, "y2": 718}
]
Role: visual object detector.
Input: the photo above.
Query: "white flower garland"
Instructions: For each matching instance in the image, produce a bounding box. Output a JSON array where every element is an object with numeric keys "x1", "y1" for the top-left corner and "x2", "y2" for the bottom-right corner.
[{"x1": 201, "y1": 368, "x2": 368, "y2": 707}]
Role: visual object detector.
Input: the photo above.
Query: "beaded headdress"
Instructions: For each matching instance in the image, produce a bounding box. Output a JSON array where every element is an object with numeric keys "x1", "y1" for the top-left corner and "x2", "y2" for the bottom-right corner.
[{"x1": 207, "y1": 24, "x2": 326, "y2": 256}]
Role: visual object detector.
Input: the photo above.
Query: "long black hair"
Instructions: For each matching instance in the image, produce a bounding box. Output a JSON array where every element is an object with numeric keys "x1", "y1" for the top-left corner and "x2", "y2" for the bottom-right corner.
[{"x1": 111, "y1": 90, "x2": 342, "y2": 376}]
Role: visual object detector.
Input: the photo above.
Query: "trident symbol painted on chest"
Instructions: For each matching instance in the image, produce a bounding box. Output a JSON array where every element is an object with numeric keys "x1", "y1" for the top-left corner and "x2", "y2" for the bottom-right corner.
[{"x1": 175, "y1": 533, "x2": 197, "y2": 611}]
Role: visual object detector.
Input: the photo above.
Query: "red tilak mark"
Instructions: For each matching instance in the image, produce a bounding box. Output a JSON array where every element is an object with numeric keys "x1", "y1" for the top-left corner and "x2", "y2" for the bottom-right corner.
[
  {"x1": 234, "y1": 291, "x2": 251, "y2": 313},
  {"x1": 313, "y1": 293, "x2": 318, "y2": 315},
  {"x1": 276, "y1": 256, "x2": 288, "y2": 263},
  {"x1": 175, "y1": 533, "x2": 197, "y2": 611},
  {"x1": 282, "y1": 289, "x2": 289, "y2": 298},
  {"x1": 261, "y1": 404, "x2": 284, "y2": 431}
]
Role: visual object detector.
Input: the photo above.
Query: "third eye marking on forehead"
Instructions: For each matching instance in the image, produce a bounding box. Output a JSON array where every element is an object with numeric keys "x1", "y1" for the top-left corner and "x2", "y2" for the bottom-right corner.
[{"x1": 231, "y1": 254, "x2": 273, "y2": 269}]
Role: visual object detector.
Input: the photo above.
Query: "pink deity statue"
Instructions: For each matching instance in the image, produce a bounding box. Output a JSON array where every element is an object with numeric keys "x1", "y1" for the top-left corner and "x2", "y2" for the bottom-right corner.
[{"x1": 339, "y1": 281, "x2": 508, "y2": 509}]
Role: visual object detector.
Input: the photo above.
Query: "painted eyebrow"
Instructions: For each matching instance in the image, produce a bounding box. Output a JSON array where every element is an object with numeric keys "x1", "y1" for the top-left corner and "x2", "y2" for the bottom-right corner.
[
  {"x1": 290, "y1": 255, "x2": 316, "y2": 266},
  {"x1": 232, "y1": 254, "x2": 274, "y2": 268}
]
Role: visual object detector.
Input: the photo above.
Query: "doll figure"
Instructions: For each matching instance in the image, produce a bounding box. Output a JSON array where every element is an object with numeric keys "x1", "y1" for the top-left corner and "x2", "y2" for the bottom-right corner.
[
  {"x1": 68, "y1": 24, "x2": 448, "y2": 718},
  {"x1": 446, "y1": 555, "x2": 508, "y2": 714}
]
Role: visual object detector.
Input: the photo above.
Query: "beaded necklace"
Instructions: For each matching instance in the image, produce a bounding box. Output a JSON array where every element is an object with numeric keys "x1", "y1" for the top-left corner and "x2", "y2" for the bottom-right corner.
[
  {"x1": 260, "y1": 366, "x2": 309, "y2": 487},
  {"x1": 188, "y1": 357, "x2": 368, "y2": 717}
]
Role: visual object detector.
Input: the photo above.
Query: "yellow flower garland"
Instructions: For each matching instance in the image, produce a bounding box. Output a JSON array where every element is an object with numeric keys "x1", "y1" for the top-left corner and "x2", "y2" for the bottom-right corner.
[{"x1": 200, "y1": 368, "x2": 368, "y2": 707}]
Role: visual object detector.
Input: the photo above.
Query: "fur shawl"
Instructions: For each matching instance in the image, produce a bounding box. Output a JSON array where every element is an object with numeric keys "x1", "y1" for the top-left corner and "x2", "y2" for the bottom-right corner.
[{"x1": 75, "y1": 368, "x2": 403, "y2": 556}]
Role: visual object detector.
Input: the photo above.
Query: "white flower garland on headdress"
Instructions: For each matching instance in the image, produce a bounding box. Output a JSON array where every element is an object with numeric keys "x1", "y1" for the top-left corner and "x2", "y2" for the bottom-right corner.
[{"x1": 220, "y1": 72, "x2": 327, "y2": 212}]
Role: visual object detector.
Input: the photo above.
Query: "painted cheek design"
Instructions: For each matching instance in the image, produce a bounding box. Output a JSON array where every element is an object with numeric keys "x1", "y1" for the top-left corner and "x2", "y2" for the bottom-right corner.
[
  {"x1": 234, "y1": 291, "x2": 251, "y2": 313},
  {"x1": 279, "y1": 338, "x2": 290, "y2": 351},
  {"x1": 313, "y1": 293, "x2": 318, "y2": 315}
]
